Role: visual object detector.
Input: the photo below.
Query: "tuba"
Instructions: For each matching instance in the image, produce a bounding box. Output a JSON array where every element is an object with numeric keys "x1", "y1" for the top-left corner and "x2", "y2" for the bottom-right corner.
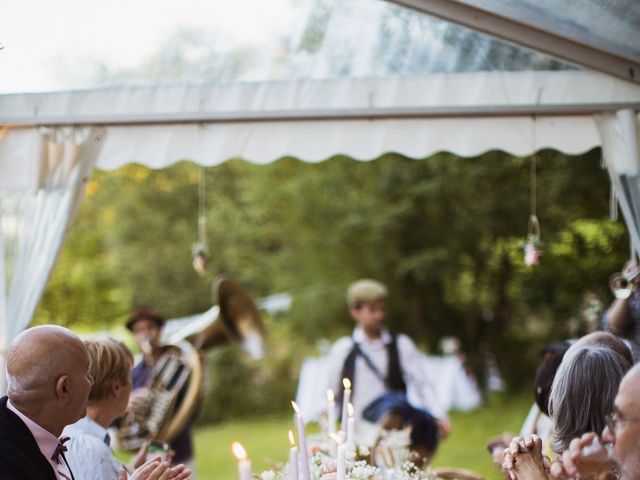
[{"x1": 117, "y1": 276, "x2": 266, "y2": 451}]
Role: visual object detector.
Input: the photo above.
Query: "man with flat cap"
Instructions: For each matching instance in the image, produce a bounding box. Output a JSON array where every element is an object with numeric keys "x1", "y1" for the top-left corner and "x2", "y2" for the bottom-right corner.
[
  {"x1": 325, "y1": 279, "x2": 449, "y2": 463},
  {"x1": 126, "y1": 309, "x2": 196, "y2": 468},
  {"x1": 0, "y1": 325, "x2": 92, "y2": 479}
]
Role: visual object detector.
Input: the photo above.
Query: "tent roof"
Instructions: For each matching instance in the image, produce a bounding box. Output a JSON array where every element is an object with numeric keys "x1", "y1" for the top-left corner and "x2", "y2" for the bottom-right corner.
[
  {"x1": 389, "y1": 0, "x2": 640, "y2": 84},
  {"x1": 459, "y1": 0, "x2": 640, "y2": 62},
  {"x1": 1, "y1": 70, "x2": 639, "y2": 190},
  {"x1": 2, "y1": 0, "x2": 640, "y2": 188}
]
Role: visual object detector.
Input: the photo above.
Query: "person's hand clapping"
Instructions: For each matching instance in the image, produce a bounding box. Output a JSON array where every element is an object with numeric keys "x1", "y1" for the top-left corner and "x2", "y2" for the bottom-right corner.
[
  {"x1": 554, "y1": 433, "x2": 617, "y2": 480},
  {"x1": 503, "y1": 435, "x2": 550, "y2": 480},
  {"x1": 119, "y1": 456, "x2": 191, "y2": 480}
]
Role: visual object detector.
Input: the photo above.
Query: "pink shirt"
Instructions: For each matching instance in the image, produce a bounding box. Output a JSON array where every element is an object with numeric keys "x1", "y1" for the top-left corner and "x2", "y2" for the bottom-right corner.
[{"x1": 7, "y1": 399, "x2": 73, "y2": 480}]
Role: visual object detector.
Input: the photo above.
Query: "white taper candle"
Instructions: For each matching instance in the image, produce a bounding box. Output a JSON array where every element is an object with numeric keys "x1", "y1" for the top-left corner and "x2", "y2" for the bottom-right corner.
[
  {"x1": 288, "y1": 430, "x2": 299, "y2": 480},
  {"x1": 340, "y1": 378, "x2": 351, "y2": 433},
  {"x1": 231, "y1": 442, "x2": 252, "y2": 480},
  {"x1": 292, "y1": 401, "x2": 311, "y2": 480}
]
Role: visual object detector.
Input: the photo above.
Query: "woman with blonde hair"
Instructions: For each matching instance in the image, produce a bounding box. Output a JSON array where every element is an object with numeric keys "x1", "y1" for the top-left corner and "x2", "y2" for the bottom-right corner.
[{"x1": 64, "y1": 337, "x2": 191, "y2": 480}]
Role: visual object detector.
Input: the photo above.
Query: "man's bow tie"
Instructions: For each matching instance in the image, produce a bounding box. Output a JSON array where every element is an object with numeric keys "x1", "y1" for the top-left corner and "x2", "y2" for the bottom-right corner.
[{"x1": 51, "y1": 436, "x2": 71, "y2": 464}]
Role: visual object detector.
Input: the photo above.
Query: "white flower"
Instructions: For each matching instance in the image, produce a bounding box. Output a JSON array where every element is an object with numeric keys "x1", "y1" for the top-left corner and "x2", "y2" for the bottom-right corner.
[
  {"x1": 348, "y1": 461, "x2": 380, "y2": 480},
  {"x1": 356, "y1": 445, "x2": 370, "y2": 457},
  {"x1": 260, "y1": 470, "x2": 276, "y2": 480}
]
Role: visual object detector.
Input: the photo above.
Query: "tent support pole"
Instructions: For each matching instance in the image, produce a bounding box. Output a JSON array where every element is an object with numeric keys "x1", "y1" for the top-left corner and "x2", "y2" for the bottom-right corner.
[
  {"x1": 2, "y1": 103, "x2": 639, "y2": 128},
  {"x1": 385, "y1": 0, "x2": 640, "y2": 86}
]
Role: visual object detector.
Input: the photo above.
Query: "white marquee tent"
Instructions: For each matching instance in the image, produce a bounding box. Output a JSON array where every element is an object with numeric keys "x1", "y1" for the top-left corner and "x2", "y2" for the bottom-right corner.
[{"x1": 1, "y1": 0, "x2": 640, "y2": 391}]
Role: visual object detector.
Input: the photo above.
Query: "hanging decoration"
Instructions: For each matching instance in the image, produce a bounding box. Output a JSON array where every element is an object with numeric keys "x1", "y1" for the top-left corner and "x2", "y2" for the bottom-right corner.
[
  {"x1": 524, "y1": 215, "x2": 542, "y2": 268},
  {"x1": 192, "y1": 166, "x2": 210, "y2": 276},
  {"x1": 524, "y1": 119, "x2": 542, "y2": 268}
]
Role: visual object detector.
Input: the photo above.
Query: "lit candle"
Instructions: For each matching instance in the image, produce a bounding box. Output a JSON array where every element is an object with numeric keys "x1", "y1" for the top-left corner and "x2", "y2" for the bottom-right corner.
[
  {"x1": 231, "y1": 442, "x2": 252, "y2": 480},
  {"x1": 346, "y1": 403, "x2": 355, "y2": 450},
  {"x1": 341, "y1": 378, "x2": 351, "y2": 433},
  {"x1": 291, "y1": 401, "x2": 311, "y2": 480},
  {"x1": 327, "y1": 389, "x2": 336, "y2": 436},
  {"x1": 288, "y1": 430, "x2": 299, "y2": 480}
]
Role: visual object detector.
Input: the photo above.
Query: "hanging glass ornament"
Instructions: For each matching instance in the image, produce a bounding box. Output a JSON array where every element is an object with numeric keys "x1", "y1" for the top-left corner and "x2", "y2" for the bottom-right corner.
[{"x1": 524, "y1": 214, "x2": 542, "y2": 268}]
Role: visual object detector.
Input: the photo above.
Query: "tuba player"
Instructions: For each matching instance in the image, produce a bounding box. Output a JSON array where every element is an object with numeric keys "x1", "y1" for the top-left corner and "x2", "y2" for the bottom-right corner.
[{"x1": 126, "y1": 309, "x2": 197, "y2": 470}]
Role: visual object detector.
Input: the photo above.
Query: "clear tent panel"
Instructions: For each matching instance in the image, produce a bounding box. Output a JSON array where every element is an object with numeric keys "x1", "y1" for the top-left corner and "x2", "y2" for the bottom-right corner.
[
  {"x1": 0, "y1": 0, "x2": 575, "y2": 94},
  {"x1": 460, "y1": 0, "x2": 640, "y2": 62}
]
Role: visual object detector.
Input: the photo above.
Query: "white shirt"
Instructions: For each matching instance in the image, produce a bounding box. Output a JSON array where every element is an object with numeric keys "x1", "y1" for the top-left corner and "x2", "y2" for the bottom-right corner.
[
  {"x1": 520, "y1": 403, "x2": 554, "y2": 445},
  {"x1": 324, "y1": 327, "x2": 446, "y2": 427},
  {"x1": 64, "y1": 416, "x2": 122, "y2": 480},
  {"x1": 6, "y1": 399, "x2": 73, "y2": 480}
]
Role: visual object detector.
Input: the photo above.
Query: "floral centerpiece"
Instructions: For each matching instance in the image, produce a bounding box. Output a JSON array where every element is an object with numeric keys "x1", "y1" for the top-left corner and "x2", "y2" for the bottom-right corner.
[
  {"x1": 257, "y1": 429, "x2": 438, "y2": 480},
  {"x1": 232, "y1": 384, "x2": 446, "y2": 480}
]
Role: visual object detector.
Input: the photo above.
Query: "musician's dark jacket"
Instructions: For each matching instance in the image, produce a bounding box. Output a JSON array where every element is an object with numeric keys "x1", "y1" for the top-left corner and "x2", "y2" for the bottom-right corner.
[{"x1": 0, "y1": 396, "x2": 57, "y2": 480}]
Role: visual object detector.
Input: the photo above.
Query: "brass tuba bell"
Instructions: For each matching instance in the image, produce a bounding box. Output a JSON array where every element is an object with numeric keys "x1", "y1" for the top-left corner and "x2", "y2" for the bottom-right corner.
[
  {"x1": 117, "y1": 276, "x2": 266, "y2": 451},
  {"x1": 189, "y1": 276, "x2": 266, "y2": 357}
]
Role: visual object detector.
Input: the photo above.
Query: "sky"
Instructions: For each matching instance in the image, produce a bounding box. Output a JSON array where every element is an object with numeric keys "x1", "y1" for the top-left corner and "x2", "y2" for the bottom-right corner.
[{"x1": 0, "y1": 0, "x2": 300, "y2": 93}]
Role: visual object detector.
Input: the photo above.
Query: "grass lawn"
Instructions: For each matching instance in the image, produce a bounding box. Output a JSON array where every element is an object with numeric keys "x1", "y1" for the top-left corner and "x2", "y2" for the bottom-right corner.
[{"x1": 192, "y1": 392, "x2": 531, "y2": 479}]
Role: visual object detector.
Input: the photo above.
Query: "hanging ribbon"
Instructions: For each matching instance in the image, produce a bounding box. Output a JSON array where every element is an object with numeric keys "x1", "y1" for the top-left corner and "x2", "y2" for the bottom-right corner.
[
  {"x1": 191, "y1": 165, "x2": 210, "y2": 276},
  {"x1": 524, "y1": 118, "x2": 542, "y2": 268},
  {"x1": 191, "y1": 122, "x2": 210, "y2": 276}
]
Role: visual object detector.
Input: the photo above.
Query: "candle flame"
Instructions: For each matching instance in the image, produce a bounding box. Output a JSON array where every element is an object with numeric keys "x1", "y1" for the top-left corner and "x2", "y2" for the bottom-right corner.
[
  {"x1": 342, "y1": 378, "x2": 351, "y2": 390},
  {"x1": 231, "y1": 441, "x2": 247, "y2": 461},
  {"x1": 348, "y1": 403, "x2": 354, "y2": 417},
  {"x1": 291, "y1": 400, "x2": 300, "y2": 413},
  {"x1": 288, "y1": 430, "x2": 296, "y2": 446},
  {"x1": 326, "y1": 389, "x2": 335, "y2": 403}
]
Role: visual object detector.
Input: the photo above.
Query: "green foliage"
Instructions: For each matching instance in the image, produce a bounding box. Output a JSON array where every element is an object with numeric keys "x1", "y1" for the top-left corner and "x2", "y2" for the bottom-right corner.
[{"x1": 36, "y1": 147, "x2": 629, "y2": 406}]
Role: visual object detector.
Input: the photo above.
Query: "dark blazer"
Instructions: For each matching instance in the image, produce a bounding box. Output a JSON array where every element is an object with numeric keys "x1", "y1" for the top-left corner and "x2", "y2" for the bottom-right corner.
[{"x1": 0, "y1": 396, "x2": 57, "y2": 480}]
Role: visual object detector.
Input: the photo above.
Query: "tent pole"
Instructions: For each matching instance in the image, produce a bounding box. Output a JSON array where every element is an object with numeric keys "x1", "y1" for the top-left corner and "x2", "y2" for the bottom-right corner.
[
  {"x1": 385, "y1": 0, "x2": 640, "y2": 86},
  {"x1": 2, "y1": 103, "x2": 640, "y2": 128}
]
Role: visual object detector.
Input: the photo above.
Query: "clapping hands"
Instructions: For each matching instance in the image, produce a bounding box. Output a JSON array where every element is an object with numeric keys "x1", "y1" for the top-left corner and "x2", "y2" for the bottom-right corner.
[
  {"x1": 119, "y1": 456, "x2": 191, "y2": 480},
  {"x1": 502, "y1": 433, "x2": 618, "y2": 480},
  {"x1": 549, "y1": 433, "x2": 617, "y2": 480},
  {"x1": 502, "y1": 435, "x2": 550, "y2": 480}
]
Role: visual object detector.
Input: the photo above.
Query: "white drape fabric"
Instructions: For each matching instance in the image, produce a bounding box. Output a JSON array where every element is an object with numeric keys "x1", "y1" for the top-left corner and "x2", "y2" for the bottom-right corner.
[
  {"x1": 0, "y1": 127, "x2": 105, "y2": 394},
  {"x1": 596, "y1": 110, "x2": 640, "y2": 254}
]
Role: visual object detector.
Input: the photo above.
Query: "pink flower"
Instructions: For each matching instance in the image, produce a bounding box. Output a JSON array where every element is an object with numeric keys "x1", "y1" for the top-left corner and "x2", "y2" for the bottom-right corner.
[
  {"x1": 320, "y1": 474, "x2": 337, "y2": 480},
  {"x1": 309, "y1": 444, "x2": 323, "y2": 456},
  {"x1": 322, "y1": 461, "x2": 337, "y2": 473}
]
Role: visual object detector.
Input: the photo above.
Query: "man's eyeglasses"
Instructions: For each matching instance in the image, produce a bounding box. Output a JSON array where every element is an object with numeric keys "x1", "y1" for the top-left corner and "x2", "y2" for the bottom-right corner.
[{"x1": 605, "y1": 412, "x2": 640, "y2": 433}]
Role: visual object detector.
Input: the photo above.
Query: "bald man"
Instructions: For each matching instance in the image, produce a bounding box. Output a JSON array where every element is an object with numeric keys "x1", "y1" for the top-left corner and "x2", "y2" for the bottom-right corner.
[{"x1": 0, "y1": 325, "x2": 92, "y2": 479}]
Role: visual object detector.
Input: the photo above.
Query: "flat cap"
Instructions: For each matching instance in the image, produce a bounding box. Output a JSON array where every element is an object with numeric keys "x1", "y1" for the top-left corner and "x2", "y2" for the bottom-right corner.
[{"x1": 347, "y1": 279, "x2": 388, "y2": 308}]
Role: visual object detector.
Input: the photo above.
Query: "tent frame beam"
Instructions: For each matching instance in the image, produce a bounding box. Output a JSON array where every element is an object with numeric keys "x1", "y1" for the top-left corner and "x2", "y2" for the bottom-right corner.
[
  {"x1": 3, "y1": 102, "x2": 640, "y2": 128},
  {"x1": 385, "y1": 0, "x2": 640, "y2": 85}
]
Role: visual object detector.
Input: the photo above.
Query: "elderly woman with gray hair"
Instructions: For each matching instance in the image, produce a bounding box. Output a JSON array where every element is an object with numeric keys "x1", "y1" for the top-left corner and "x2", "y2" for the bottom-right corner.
[{"x1": 503, "y1": 336, "x2": 632, "y2": 480}]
